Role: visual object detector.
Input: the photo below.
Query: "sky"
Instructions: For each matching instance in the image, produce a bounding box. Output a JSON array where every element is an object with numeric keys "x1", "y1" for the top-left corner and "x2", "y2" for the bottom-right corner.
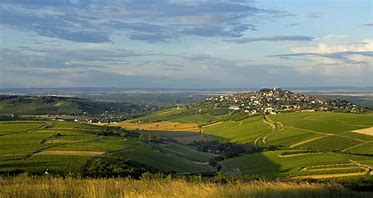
[{"x1": 0, "y1": 0, "x2": 372, "y2": 89}]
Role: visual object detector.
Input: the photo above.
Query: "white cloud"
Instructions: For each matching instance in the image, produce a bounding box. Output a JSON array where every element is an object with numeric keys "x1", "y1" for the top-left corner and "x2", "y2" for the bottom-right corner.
[
  {"x1": 292, "y1": 40, "x2": 373, "y2": 54},
  {"x1": 315, "y1": 34, "x2": 349, "y2": 41}
]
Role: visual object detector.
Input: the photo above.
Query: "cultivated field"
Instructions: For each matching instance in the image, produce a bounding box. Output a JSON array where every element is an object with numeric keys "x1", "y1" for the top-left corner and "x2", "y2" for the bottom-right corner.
[
  {"x1": 125, "y1": 110, "x2": 373, "y2": 180},
  {"x1": 129, "y1": 107, "x2": 219, "y2": 125},
  {"x1": 1, "y1": 111, "x2": 373, "y2": 181},
  {"x1": 113, "y1": 121, "x2": 200, "y2": 132},
  {"x1": 353, "y1": 127, "x2": 373, "y2": 136},
  {"x1": 0, "y1": 120, "x2": 217, "y2": 175}
]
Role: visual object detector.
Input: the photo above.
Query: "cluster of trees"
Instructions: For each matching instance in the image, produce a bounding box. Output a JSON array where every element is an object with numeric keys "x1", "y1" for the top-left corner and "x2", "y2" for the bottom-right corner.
[
  {"x1": 82, "y1": 158, "x2": 159, "y2": 178},
  {"x1": 190, "y1": 140, "x2": 253, "y2": 158}
]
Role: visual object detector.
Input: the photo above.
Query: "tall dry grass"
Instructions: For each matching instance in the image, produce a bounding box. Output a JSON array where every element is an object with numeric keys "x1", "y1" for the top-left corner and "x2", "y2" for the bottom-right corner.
[{"x1": 0, "y1": 175, "x2": 371, "y2": 198}]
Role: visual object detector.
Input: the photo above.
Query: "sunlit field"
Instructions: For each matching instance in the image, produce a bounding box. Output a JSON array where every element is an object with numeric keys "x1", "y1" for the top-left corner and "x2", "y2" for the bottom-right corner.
[{"x1": 1, "y1": 176, "x2": 372, "y2": 198}]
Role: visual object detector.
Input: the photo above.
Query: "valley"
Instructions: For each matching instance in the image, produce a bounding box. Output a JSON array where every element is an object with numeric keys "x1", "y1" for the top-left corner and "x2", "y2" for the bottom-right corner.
[{"x1": 0, "y1": 88, "x2": 372, "y2": 197}]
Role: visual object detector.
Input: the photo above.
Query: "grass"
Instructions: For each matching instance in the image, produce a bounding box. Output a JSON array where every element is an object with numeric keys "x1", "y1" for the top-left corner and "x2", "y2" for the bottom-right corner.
[
  {"x1": 109, "y1": 140, "x2": 215, "y2": 173},
  {"x1": 0, "y1": 120, "x2": 219, "y2": 175},
  {"x1": 346, "y1": 142, "x2": 373, "y2": 154},
  {"x1": 161, "y1": 143, "x2": 217, "y2": 162},
  {"x1": 1, "y1": 111, "x2": 372, "y2": 181},
  {"x1": 0, "y1": 121, "x2": 125, "y2": 174},
  {"x1": 266, "y1": 112, "x2": 373, "y2": 150},
  {"x1": 119, "y1": 111, "x2": 373, "y2": 180},
  {"x1": 269, "y1": 112, "x2": 373, "y2": 135},
  {"x1": 0, "y1": 121, "x2": 46, "y2": 135},
  {"x1": 1, "y1": 176, "x2": 371, "y2": 198},
  {"x1": 266, "y1": 127, "x2": 321, "y2": 148},
  {"x1": 202, "y1": 116, "x2": 271, "y2": 144},
  {"x1": 222, "y1": 150, "x2": 361, "y2": 178},
  {"x1": 295, "y1": 136, "x2": 362, "y2": 152},
  {"x1": 129, "y1": 108, "x2": 219, "y2": 125}
]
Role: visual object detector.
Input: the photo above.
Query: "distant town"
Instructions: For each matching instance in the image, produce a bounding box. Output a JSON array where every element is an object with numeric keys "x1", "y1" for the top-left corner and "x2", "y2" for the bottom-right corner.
[{"x1": 204, "y1": 88, "x2": 367, "y2": 114}]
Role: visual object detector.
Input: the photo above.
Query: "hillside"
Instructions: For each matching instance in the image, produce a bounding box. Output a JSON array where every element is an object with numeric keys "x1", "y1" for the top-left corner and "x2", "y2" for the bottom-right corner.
[
  {"x1": 201, "y1": 88, "x2": 368, "y2": 115},
  {"x1": 0, "y1": 121, "x2": 217, "y2": 176},
  {"x1": 1, "y1": 89, "x2": 372, "y2": 182},
  {"x1": 126, "y1": 88, "x2": 369, "y2": 127},
  {"x1": 113, "y1": 90, "x2": 373, "y2": 180},
  {"x1": 0, "y1": 95, "x2": 155, "y2": 122}
]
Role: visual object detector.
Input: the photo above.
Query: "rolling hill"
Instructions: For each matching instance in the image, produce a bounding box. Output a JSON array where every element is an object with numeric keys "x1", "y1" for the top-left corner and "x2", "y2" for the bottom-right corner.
[
  {"x1": 0, "y1": 121, "x2": 217, "y2": 176},
  {"x1": 1, "y1": 89, "x2": 372, "y2": 182},
  {"x1": 0, "y1": 95, "x2": 155, "y2": 121},
  {"x1": 113, "y1": 89, "x2": 373, "y2": 180}
]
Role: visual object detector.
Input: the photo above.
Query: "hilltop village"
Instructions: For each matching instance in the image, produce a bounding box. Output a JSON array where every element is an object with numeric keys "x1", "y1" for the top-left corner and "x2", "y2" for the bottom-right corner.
[{"x1": 204, "y1": 88, "x2": 366, "y2": 114}]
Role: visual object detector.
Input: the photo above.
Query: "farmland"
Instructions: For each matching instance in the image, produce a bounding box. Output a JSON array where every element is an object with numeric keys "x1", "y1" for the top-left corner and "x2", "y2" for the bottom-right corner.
[
  {"x1": 0, "y1": 121, "x2": 217, "y2": 176},
  {"x1": 1, "y1": 102, "x2": 373, "y2": 187},
  {"x1": 111, "y1": 121, "x2": 200, "y2": 132},
  {"x1": 112, "y1": 109, "x2": 373, "y2": 180}
]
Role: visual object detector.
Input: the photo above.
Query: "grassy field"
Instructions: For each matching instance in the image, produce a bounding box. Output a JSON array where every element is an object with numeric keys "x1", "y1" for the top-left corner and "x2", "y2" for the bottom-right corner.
[
  {"x1": 108, "y1": 140, "x2": 215, "y2": 173},
  {"x1": 1, "y1": 176, "x2": 371, "y2": 198},
  {"x1": 216, "y1": 112, "x2": 373, "y2": 179},
  {"x1": 129, "y1": 107, "x2": 220, "y2": 125},
  {"x1": 141, "y1": 131, "x2": 214, "y2": 144},
  {"x1": 222, "y1": 150, "x2": 372, "y2": 179},
  {"x1": 1, "y1": 111, "x2": 373, "y2": 181},
  {"x1": 270, "y1": 112, "x2": 373, "y2": 153},
  {"x1": 202, "y1": 116, "x2": 272, "y2": 144},
  {"x1": 0, "y1": 121, "x2": 124, "y2": 174},
  {"x1": 113, "y1": 110, "x2": 373, "y2": 180},
  {"x1": 0, "y1": 120, "x2": 217, "y2": 175}
]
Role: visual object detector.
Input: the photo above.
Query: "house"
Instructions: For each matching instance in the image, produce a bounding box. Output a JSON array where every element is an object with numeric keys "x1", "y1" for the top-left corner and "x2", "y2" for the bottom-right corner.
[
  {"x1": 229, "y1": 105, "x2": 240, "y2": 110},
  {"x1": 264, "y1": 107, "x2": 274, "y2": 113}
]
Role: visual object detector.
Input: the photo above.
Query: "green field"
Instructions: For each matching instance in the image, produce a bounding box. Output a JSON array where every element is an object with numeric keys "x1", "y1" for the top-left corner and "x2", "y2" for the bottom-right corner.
[
  {"x1": 202, "y1": 116, "x2": 272, "y2": 144},
  {"x1": 212, "y1": 112, "x2": 373, "y2": 179},
  {"x1": 1, "y1": 111, "x2": 373, "y2": 181},
  {"x1": 127, "y1": 110, "x2": 373, "y2": 179},
  {"x1": 129, "y1": 107, "x2": 221, "y2": 125},
  {"x1": 0, "y1": 95, "x2": 150, "y2": 118},
  {"x1": 0, "y1": 121, "x2": 216, "y2": 175},
  {"x1": 108, "y1": 140, "x2": 215, "y2": 173}
]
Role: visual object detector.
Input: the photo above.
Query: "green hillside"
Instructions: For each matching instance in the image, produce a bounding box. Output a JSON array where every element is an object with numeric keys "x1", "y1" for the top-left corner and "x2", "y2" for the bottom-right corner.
[
  {"x1": 127, "y1": 109, "x2": 373, "y2": 180},
  {"x1": 1, "y1": 97, "x2": 373, "y2": 181},
  {"x1": 0, "y1": 121, "x2": 217, "y2": 176},
  {"x1": 0, "y1": 95, "x2": 153, "y2": 120}
]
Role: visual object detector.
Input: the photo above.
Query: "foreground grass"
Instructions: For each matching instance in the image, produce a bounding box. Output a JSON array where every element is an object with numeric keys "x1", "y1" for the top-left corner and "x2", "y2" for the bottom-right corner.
[{"x1": 1, "y1": 176, "x2": 372, "y2": 198}]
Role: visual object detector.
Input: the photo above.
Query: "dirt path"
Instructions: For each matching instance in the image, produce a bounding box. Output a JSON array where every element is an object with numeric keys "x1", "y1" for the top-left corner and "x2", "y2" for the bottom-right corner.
[
  {"x1": 289, "y1": 136, "x2": 328, "y2": 148},
  {"x1": 202, "y1": 121, "x2": 223, "y2": 129},
  {"x1": 293, "y1": 159, "x2": 372, "y2": 179},
  {"x1": 255, "y1": 116, "x2": 282, "y2": 148},
  {"x1": 287, "y1": 126, "x2": 365, "y2": 143},
  {"x1": 341, "y1": 142, "x2": 371, "y2": 152},
  {"x1": 292, "y1": 171, "x2": 367, "y2": 179},
  {"x1": 335, "y1": 119, "x2": 370, "y2": 128},
  {"x1": 0, "y1": 122, "x2": 50, "y2": 137},
  {"x1": 37, "y1": 150, "x2": 105, "y2": 156},
  {"x1": 25, "y1": 122, "x2": 50, "y2": 133}
]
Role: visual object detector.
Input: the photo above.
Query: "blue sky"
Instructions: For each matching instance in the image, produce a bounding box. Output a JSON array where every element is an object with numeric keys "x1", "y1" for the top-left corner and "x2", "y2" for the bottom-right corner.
[{"x1": 0, "y1": 0, "x2": 372, "y2": 88}]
